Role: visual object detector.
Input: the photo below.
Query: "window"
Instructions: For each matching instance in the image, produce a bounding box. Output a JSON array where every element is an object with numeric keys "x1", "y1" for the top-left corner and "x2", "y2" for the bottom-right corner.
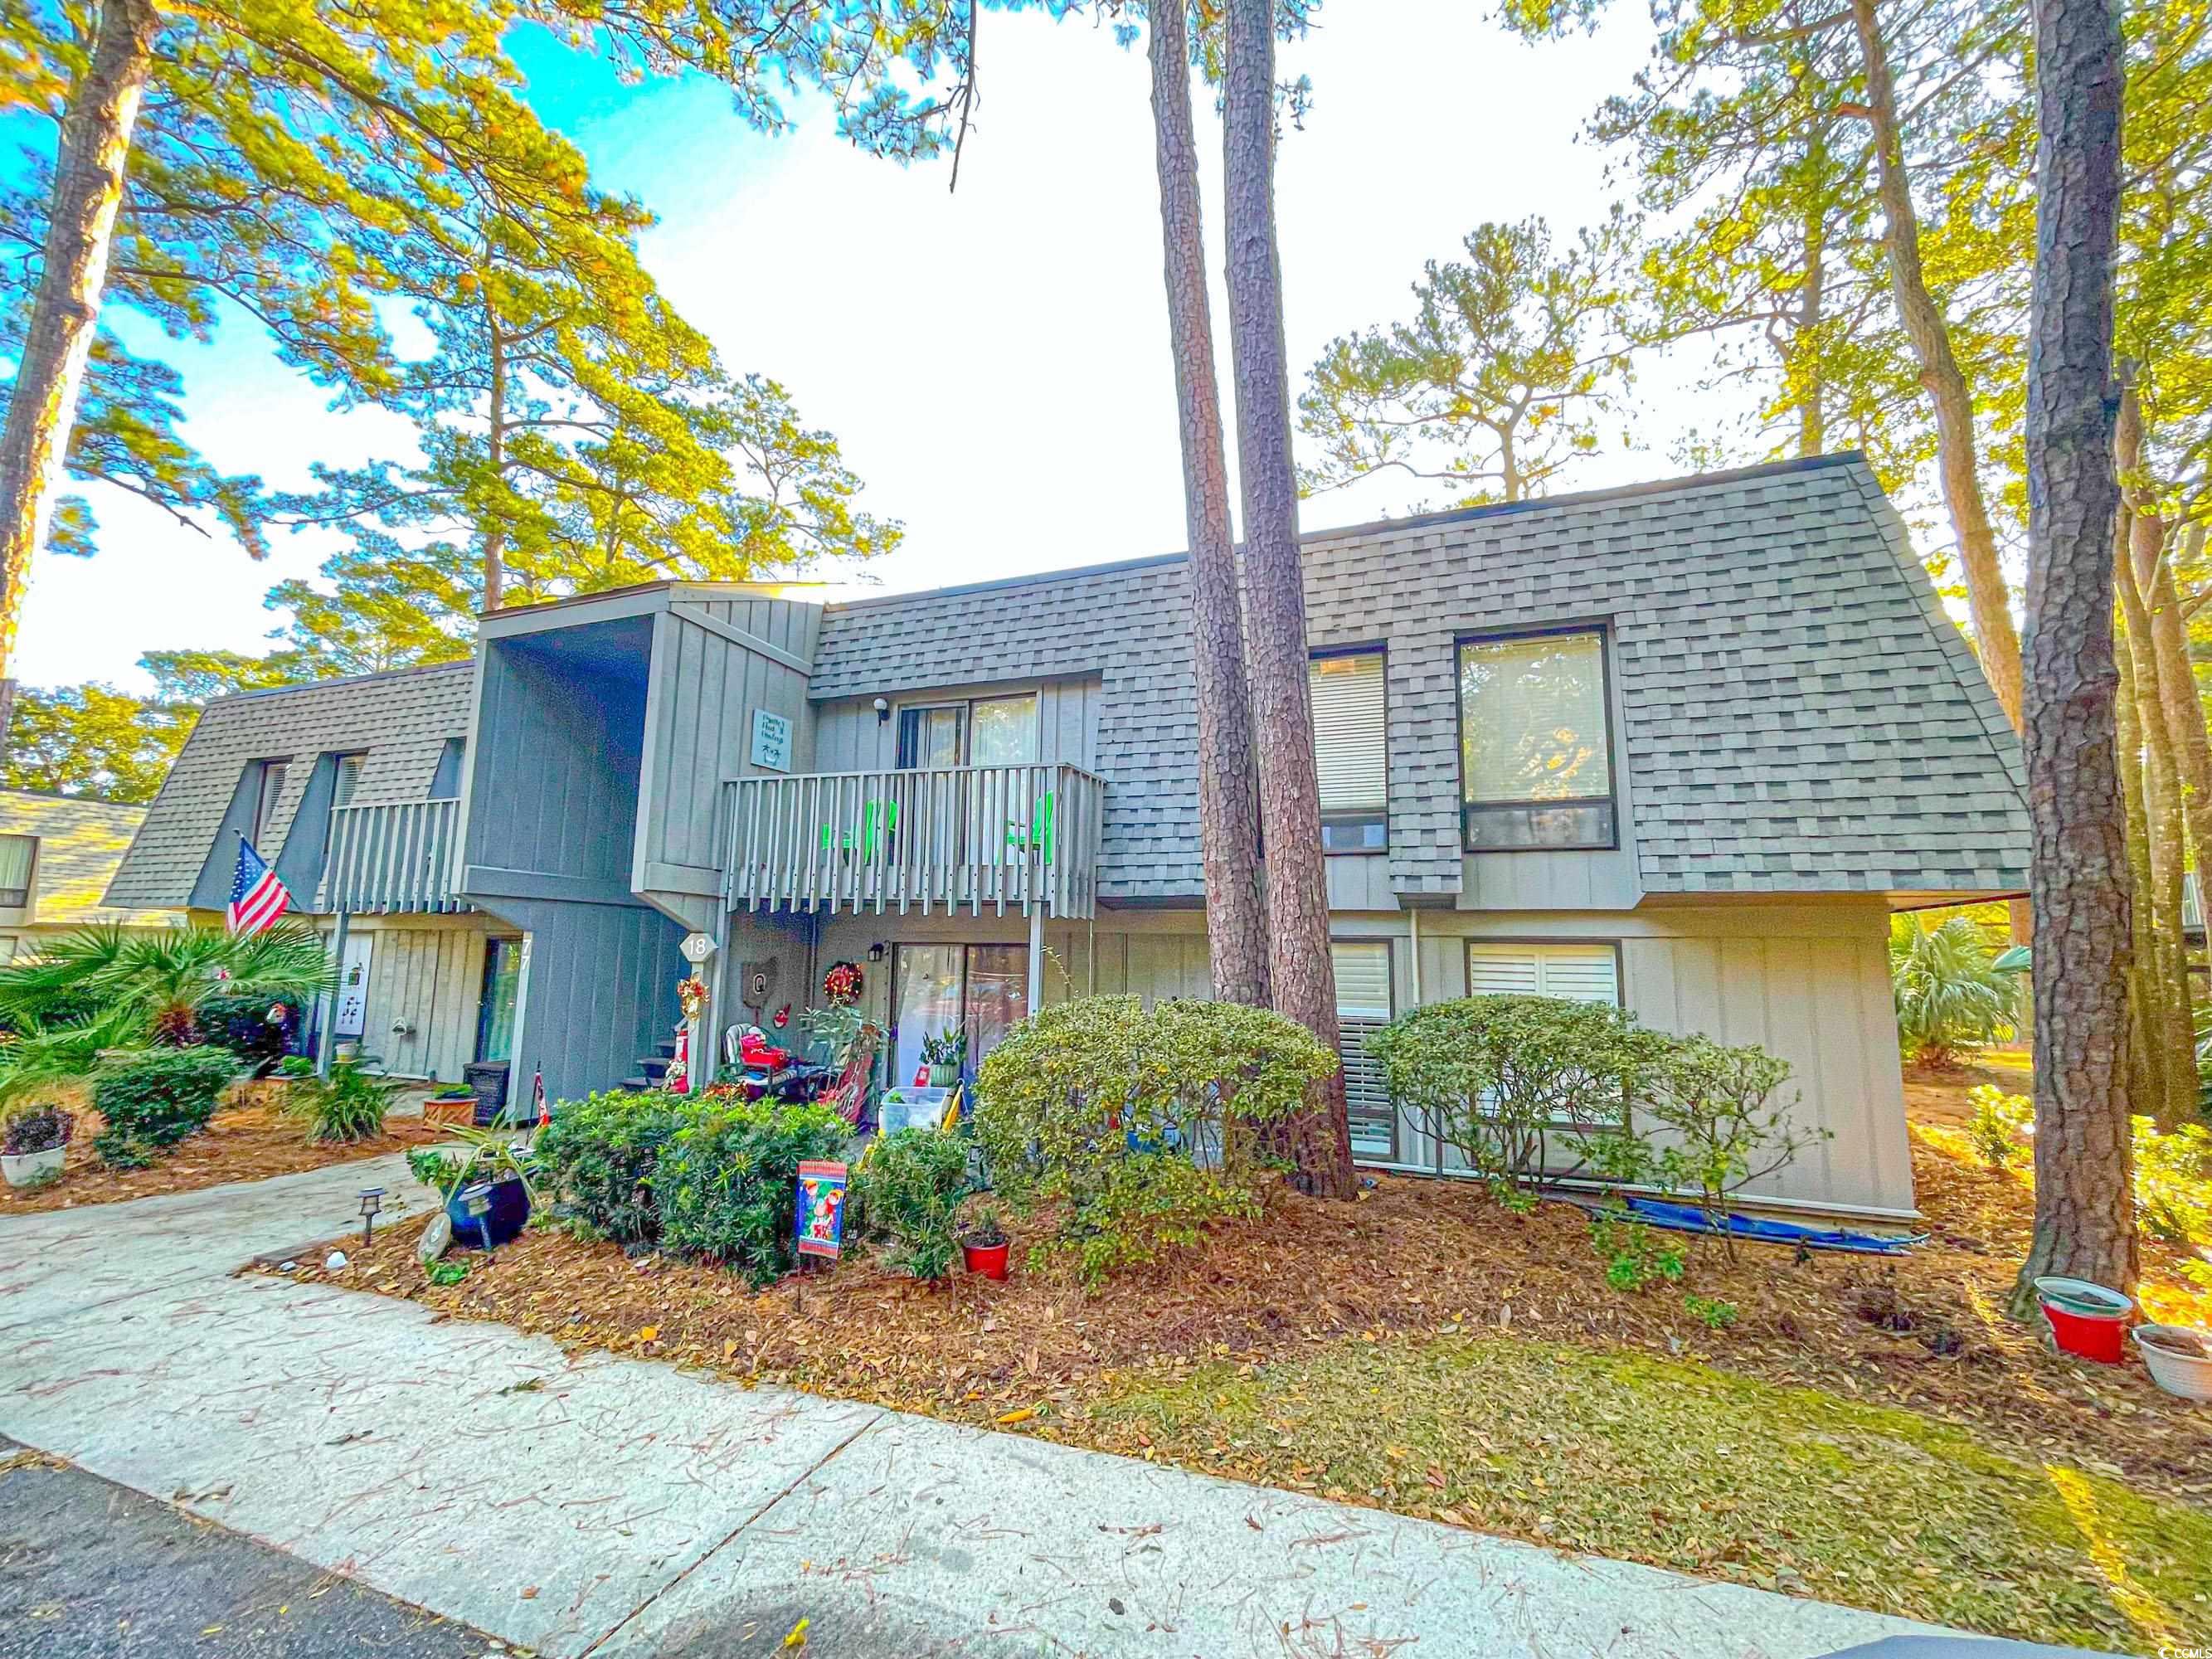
[
  {"x1": 0, "y1": 834, "x2": 35, "y2": 908},
  {"x1": 1466, "y1": 941, "x2": 1621, "y2": 1004},
  {"x1": 895, "y1": 693, "x2": 1040, "y2": 768},
  {"x1": 889, "y1": 943, "x2": 1029, "y2": 1084},
  {"x1": 253, "y1": 759, "x2": 290, "y2": 847},
  {"x1": 333, "y1": 753, "x2": 367, "y2": 808},
  {"x1": 1332, "y1": 940, "x2": 1395, "y2": 1160},
  {"x1": 1311, "y1": 653, "x2": 1387, "y2": 853},
  {"x1": 1457, "y1": 630, "x2": 1615, "y2": 850}
]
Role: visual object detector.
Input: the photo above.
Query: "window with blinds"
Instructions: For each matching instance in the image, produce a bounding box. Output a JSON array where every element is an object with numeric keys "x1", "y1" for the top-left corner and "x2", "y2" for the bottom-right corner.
[
  {"x1": 1457, "y1": 630, "x2": 1616, "y2": 851},
  {"x1": 1310, "y1": 651, "x2": 1387, "y2": 853},
  {"x1": 1466, "y1": 941, "x2": 1625, "y2": 1128},
  {"x1": 0, "y1": 834, "x2": 35, "y2": 908},
  {"x1": 253, "y1": 760, "x2": 289, "y2": 848},
  {"x1": 333, "y1": 753, "x2": 367, "y2": 808},
  {"x1": 1332, "y1": 939, "x2": 1396, "y2": 1160}
]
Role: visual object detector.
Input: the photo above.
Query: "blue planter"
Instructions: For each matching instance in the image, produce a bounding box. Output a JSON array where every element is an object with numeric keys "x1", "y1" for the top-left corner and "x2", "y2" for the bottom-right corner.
[{"x1": 447, "y1": 1175, "x2": 529, "y2": 1251}]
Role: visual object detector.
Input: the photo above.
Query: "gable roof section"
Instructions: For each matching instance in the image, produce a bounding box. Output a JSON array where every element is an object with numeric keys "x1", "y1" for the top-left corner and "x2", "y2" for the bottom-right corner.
[
  {"x1": 815, "y1": 455, "x2": 2030, "y2": 900},
  {"x1": 0, "y1": 791, "x2": 169, "y2": 927},
  {"x1": 105, "y1": 662, "x2": 475, "y2": 909}
]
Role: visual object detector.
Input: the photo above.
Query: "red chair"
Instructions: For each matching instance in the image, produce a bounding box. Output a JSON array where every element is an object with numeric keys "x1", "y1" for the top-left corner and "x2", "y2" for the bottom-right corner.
[{"x1": 820, "y1": 1021, "x2": 882, "y2": 1127}]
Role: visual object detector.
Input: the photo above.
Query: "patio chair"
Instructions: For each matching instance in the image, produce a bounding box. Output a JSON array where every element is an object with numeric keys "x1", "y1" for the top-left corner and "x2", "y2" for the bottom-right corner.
[
  {"x1": 819, "y1": 800, "x2": 898, "y2": 862},
  {"x1": 1005, "y1": 790, "x2": 1055, "y2": 859},
  {"x1": 819, "y1": 1020, "x2": 882, "y2": 1127}
]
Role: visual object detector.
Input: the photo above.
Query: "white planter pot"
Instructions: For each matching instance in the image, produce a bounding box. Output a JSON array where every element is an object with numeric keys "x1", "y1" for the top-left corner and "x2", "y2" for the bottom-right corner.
[
  {"x1": 2, "y1": 1146, "x2": 66, "y2": 1188},
  {"x1": 2134, "y1": 1326, "x2": 2212, "y2": 1401}
]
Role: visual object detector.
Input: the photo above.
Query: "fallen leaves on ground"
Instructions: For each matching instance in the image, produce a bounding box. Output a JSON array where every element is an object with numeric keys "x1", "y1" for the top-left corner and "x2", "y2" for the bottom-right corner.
[{"x1": 273, "y1": 1073, "x2": 2212, "y2": 1646}]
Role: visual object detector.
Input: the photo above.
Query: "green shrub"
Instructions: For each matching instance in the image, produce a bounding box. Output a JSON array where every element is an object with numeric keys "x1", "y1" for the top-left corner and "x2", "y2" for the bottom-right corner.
[
  {"x1": 1588, "y1": 1201, "x2": 1685, "y2": 1292},
  {"x1": 2134, "y1": 1116, "x2": 2212, "y2": 1286},
  {"x1": 194, "y1": 992, "x2": 300, "y2": 1074},
  {"x1": 1368, "y1": 995, "x2": 1658, "y2": 1201},
  {"x1": 1889, "y1": 915, "x2": 2026, "y2": 1067},
  {"x1": 855, "y1": 1127, "x2": 972, "y2": 1279},
  {"x1": 90, "y1": 1046, "x2": 241, "y2": 1166},
  {"x1": 975, "y1": 995, "x2": 1333, "y2": 1282},
  {"x1": 535, "y1": 1089, "x2": 696, "y2": 1246},
  {"x1": 1966, "y1": 1083, "x2": 2032, "y2": 1169},
  {"x1": 1582, "y1": 1034, "x2": 1821, "y2": 1248},
  {"x1": 654, "y1": 1097, "x2": 851, "y2": 1285},
  {"x1": 283, "y1": 1059, "x2": 403, "y2": 1143}
]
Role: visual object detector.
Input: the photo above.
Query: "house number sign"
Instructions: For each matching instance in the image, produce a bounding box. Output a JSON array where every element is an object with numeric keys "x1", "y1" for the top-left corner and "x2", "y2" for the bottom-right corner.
[{"x1": 749, "y1": 708, "x2": 793, "y2": 772}]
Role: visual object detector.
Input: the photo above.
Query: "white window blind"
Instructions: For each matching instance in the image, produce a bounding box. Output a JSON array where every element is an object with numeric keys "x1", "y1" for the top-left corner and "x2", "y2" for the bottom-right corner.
[
  {"x1": 1310, "y1": 654, "x2": 1387, "y2": 814},
  {"x1": 1331, "y1": 940, "x2": 1395, "y2": 1160},
  {"x1": 970, "y1": 693, "x2": 1040, "y2": 765},
  {"x1": 255, "y1": 761, "x2": 289, "y2": 844},
  {"x1": 0, "y1": 834, "x2": 34, "y2": 903},
  {"x1": 1466, "y1": 941, "x2": 1620, "y2": 1005},
  {"x1": 334, "y1": 753, "x2": 366, "y2": 807},
  {"x1": 1459, "y1": 633, "x2": 1611, "y2": 803}
]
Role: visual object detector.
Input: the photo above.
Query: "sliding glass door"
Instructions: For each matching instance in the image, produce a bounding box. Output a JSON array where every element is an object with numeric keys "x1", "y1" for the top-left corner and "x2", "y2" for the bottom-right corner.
[{"x1": 890, "y1": 943, "x2": 1031, "y2": 1087}]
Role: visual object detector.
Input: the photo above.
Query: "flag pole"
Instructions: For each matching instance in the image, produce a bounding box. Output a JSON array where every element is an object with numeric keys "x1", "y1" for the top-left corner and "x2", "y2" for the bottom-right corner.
[{"x1": 318, "y1": 906, "x2": 349, "y2": 1082}]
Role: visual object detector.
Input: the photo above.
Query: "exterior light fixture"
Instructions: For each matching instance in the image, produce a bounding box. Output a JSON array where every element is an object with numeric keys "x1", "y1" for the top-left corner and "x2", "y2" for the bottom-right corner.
[
  {"x1": 873, "y1": 696, "x2": 890, "y2": 723},
  {"x1": 357, "y1": 1187, "x2": 385, "y2": 1249},
  {"x1": 868, "y1": 941, "x2": 887, "y2": 963}
]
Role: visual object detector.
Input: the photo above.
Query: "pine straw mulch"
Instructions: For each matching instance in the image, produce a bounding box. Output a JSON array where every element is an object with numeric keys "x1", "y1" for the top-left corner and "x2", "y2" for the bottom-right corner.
[
  {"x1": 0, "y1": 1100, "x2": 441, "y2": 1214},
  {"x1": 280, "y1": 1078, "x2": 2212, "y2": 1516}
]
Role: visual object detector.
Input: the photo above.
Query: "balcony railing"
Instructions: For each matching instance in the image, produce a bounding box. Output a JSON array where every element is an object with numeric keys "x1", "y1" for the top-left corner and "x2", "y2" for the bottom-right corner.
[
  {"x1": 725, "y1": 762, "x2": 1104, "y2": 918},
  {"x1": 317, "y1": 799, "x2": 468, "y2": 915}
]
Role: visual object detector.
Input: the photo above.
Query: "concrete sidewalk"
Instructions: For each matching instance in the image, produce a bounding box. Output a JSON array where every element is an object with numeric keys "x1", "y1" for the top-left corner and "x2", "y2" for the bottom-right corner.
[{"x1": 0, "y1": 1160, "x2": 1956, "y2": 1658}]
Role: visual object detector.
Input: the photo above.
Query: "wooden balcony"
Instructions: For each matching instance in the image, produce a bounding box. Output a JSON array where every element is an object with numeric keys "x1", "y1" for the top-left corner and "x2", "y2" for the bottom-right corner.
[
  {"x1": 316, "y1": 799, "x2": 469, "y2": 915},
  {"x1": 724, "y1": 762, "x2": 1104, "y2": 918}
]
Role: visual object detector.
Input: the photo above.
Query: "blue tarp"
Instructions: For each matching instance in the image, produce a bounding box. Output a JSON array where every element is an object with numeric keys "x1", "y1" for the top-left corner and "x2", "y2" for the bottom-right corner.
[{"x1": 1615, "y1": 1196, "x2": 1925, "y2": 1256}]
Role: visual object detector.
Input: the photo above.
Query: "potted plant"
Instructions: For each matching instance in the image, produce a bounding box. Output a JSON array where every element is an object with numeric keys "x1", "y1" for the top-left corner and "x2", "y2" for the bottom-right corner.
[
  {"x1": 409, "y1": 1125, "x2": 539, "y2": 1251},
  {"x1": 2133, "y1": 1324, "x2": 2212, "y2": 1401},
  {"x1": 919, "y1": 1029, "x2": 966, "y2": 1089},
  {"x1": 2, "y1": 1105, "x2": 74, "y2": 1188},
  {"x1": 960, "y1": 1200, "x2": 1010, "y2": 1281},
  {"x1": 424, "y1": 1082, "x2": 478, "y2": 1129}
]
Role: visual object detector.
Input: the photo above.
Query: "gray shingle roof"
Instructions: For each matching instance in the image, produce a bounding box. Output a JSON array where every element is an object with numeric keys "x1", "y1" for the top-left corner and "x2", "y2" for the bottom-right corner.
[
  {"x1": 105, "y1": 663, "x2": 474, "y2": 908},
  {"x1": 814, "y1": 455, "x2": 2030, "y2": 901}
]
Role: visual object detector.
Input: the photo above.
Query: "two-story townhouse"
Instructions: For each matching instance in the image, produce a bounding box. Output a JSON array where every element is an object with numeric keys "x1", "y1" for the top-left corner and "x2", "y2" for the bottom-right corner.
[
  {"x1": 0, "y1": 790, "x2": 177, "y2": 959},
  {"x1": 104, "y1": 664, "x2": 522, "y2": 1084},
  {"x1": 109, "y1": 455, "x2": 2029, "y2": 1215}
]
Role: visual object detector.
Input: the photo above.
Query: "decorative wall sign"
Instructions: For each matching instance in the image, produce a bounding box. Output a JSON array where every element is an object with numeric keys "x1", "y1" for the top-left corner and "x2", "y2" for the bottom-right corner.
[
  {"x1": 795, "y1": 1160, "x2": 849, "y2": 1260},
  {"x1": 750, "y1": 708, "x2": 794, "y2": 772}
]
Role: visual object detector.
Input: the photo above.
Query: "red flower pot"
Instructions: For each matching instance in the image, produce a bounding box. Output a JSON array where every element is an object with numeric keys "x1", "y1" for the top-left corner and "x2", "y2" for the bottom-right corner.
[
  {"x1": 963, "y1": 1240, "x2": 1010, "y2": 1281},
  {"x1": 2035, "y1": 1276, "x2": 2133, "y2": 1364}
]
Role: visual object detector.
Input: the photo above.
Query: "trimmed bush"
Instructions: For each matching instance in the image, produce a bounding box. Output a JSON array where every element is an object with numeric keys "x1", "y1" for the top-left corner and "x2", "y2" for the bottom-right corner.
[
  {"x1": 654, "y1": 1097, "x2": 851, "y2": 1284},
  {"x1": 855, "y1": 1127, "x2": 973, "y2": 1280},
  {"x1": 974, "y1": 995, "x2": 1334, "y2": 1282},
  {"x1": 535, "y1": 1089, "x2": 696, "y2": 1247},
  {"x1": 90, "y1": 1046, "x2": 241, "y2": 1167},
  {"x1": 195, "y1": 993, "x2": 301, "y2": 1075},
  {"x1": 1369, "y1": 995, "x2": 1659, "y2": 1203}
]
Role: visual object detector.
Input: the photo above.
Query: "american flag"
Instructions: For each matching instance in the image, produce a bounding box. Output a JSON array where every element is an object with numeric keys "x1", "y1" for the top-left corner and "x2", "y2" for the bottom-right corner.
[{"x1": 226, "y1": 837, "x2": 293, "y2": 935}]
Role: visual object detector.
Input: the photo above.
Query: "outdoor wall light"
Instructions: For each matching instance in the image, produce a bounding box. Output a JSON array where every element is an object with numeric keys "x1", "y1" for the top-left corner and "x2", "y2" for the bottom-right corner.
[
  {"x1": 873, "y1": 696, "x2": 890, "y2": 722},
  {"x1": 868, "y1": 941, "x2": 887, "y2": 962},
  {"x1": 357, "y1": 1187, "x2": 385, "y2": 1249}
]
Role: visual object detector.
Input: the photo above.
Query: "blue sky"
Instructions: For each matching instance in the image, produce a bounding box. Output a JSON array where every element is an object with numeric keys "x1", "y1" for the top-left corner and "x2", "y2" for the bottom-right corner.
[{"x1": 17, "y1": 3, "x2": 1728, "y2": 693}]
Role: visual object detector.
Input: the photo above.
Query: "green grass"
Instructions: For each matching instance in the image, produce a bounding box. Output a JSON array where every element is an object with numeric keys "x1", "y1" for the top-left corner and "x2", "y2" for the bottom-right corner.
[{"x1": 1087, "y1": 1335, "x2": 2212, "y2": 1651}]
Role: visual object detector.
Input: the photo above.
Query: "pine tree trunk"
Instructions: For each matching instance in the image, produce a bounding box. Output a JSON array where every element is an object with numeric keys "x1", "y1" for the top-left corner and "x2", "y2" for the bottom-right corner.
[
  {"x1": 1849, "y1": 0, "x2": 2025, "y2": 733},
  {"x1": 2111, "y1": 414, "x2": 2195, "y2": 1129},
  {"x1": 1149, "y1": 3, "x2": 1268, "y2": 1010},
  {"x1": 0, "y1": 0, "x2": 159, "y2": 740},
  {"x1": 1221, "y1": 0, "x2": 1354, "y2": 1199},
  {"x1": 2115, "y1": 637, "x2": 2161, "y2": 1117},
  {"x1": 2149, "y1": 528, "x2": 2212, "y2": 907},
  {"x1": 2010, "y1": 0, "x2": 2137, "y2": 1315}
]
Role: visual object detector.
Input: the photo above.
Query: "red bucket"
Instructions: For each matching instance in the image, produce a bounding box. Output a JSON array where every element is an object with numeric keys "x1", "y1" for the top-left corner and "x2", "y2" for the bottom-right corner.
[
  {"x1": 2035, "y1": 1277, "x2": 2133, "y2": 1364},
  {"x1": 964, "y1": 1240, "x2": 1010, "y2": 1281}
]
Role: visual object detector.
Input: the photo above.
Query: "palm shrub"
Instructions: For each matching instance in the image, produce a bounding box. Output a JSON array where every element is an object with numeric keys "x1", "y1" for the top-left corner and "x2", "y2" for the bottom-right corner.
[
  {"x1": 0, "y1": 923, "x2": 334, "y2": 1107},
  {"x1": 973, "y1": 995, "x2": 1334, "y2": 1282},
  {"x1": 1367, "y1": 995, "x2": 1660, "y2": 1207},
  {"x1": 1889, "y1": 915, "x2": 2026, "y2": 1068},
  {"x1": 283, "y1": 1060, "x2": 404, "y2": 1143},
  {"x1": 855, "y1": 1126, "x2": 973, "y2": 1280},
  {"x1": 90, "y1": 1047, "x2": 242, "y2": 1167}
]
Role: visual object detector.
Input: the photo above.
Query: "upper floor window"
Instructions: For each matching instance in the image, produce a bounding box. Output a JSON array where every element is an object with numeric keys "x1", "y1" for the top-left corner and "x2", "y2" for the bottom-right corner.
[
  {"x1": 1310, "y1": 651, "x2": 1387, "y2": 854},
  {"x1": 333, "y1": 752, "x2": 367, "y2": 808},
  {"x1": 253, "y1": 759, "x2": 290, "y2": 847},
  {"x1": 1457, "y1": 630, "x2": 1616, "y2": 851},
  {"x1": 0, "y1": 834, "x2": 36, "y2": 908},
  {"x1": 897, "y1": 693, "x2": 1040, "y2": 769}
]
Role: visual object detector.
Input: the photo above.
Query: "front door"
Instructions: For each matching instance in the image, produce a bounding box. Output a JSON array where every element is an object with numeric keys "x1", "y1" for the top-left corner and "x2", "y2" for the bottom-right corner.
[{"x1": 889, "y1": 942, "x2": 1031, "y2": 1087}]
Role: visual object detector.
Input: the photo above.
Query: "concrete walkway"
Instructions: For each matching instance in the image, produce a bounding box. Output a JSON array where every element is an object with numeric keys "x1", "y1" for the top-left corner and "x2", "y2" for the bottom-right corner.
[{"x1": 0, "y1": 1161, "x2": 1960, "y2": 1658}]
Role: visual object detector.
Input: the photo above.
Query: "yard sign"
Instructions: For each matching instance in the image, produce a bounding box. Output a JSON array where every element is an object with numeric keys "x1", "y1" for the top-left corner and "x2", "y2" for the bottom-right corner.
[{"x1": 795, "y1": 1160, "x2": 848, "y2": 1260}]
